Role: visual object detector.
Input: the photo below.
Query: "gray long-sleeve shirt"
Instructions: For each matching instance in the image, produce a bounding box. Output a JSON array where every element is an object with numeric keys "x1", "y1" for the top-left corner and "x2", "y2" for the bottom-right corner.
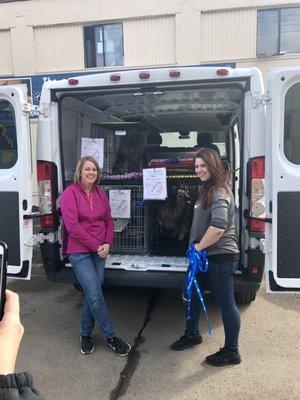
[{"x1": 189, "y1": 186, "x2": 239, "y2": 256}]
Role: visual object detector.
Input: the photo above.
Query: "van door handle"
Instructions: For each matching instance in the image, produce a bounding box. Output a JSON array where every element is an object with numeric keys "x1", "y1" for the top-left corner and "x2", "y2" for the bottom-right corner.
[
  {"x1": 23, "y1": 212, "x2": 53, "y2": 220},
  {"x1": 243, "y1": 209, "x2": 272, "y2": 223}
]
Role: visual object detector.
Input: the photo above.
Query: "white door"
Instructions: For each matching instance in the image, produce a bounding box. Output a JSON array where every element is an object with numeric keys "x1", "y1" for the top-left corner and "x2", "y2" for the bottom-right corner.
[
  {"x1": 0, "y1": 86, "x2": 33, "y2": 279},
  {"x1": 265, "y1": 69, "x2": 300, "y2": 292}
]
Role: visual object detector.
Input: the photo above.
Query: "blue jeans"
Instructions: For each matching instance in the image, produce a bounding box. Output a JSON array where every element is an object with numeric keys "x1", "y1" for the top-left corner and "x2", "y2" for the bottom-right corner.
[
  {"x1": 68, "y1": 252, "x2": 115, "y2": 340},
  {"x1": 186, "y1": 260, "x2": 241, "y2": 351}
]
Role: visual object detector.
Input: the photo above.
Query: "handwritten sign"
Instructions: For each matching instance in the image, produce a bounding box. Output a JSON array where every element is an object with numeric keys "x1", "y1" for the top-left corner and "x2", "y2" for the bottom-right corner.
[
  {"x1": 81, "y1": 138, "x2": 104, "y2": 168},
  {"x1": 109, "y1": 190, "x2": 131, "y2": 219},
  {"x1": 143, "y1": 168, "x2": 167, "y2": 200}
]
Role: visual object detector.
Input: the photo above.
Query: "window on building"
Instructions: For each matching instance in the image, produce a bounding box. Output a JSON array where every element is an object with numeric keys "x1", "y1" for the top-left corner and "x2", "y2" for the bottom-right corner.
[
  {"x1": 84, "y1": 24, "x2": 124, "y2": 68},
  {"x1": 257, "y1": 8, "x2": 300, "y2": 56}
]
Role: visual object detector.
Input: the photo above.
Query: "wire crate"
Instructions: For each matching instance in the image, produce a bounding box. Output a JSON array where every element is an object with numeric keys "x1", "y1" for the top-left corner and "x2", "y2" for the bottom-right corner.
[
  {"x1": 91, "y1": 125, "x2": 119, "y2": 174},
  {"x1": 91, "y1": 125, "x2": 147, "y2": 175},
  {"x1": 148, "y1": 183, "x2": 199, "y2": 256},
  {"x1": 102, "y1": 184, "x2": 148, "y2": 254}
]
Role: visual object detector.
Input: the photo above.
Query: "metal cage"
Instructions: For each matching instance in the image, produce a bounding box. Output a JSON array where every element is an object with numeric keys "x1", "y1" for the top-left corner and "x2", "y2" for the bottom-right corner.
[{"x1": 103, "y1": 185, "x2": 148, "y2": 254}]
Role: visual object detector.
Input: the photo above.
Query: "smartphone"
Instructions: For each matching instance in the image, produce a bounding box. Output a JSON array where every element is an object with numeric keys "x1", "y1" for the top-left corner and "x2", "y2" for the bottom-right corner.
[{"x1": 0, "y1": 241, "x2": 8, "y2": 321}]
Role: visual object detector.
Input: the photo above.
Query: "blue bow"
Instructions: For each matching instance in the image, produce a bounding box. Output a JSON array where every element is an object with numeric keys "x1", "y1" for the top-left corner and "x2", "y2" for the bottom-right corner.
[{"x1": 184, "y1": 244, "x2": 212, "y2": 337}]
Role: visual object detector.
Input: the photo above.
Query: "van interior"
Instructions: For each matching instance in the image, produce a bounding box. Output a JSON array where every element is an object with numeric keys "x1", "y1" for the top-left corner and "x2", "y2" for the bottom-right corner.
[{"x1": 57, "y1": 82, "x2": 244, "y2": 260}]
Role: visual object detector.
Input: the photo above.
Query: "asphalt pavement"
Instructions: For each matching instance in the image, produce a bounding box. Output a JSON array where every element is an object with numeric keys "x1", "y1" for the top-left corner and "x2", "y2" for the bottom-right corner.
[{"x1": 7, "y1": 265, "x2": 300, "y2": 400}]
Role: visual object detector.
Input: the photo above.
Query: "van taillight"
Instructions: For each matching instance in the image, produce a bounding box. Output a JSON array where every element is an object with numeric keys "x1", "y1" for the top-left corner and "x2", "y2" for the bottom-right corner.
[
  {"x1": 216, "y1": 68, "x2": 229, "y2": 76},
  {"x1": 139, "y1": 71, "x2": 150, "y2": 80},
  {"x1": 248, "y1": 157, "x2": 265, "y2": 233},
  {"x1": 250, "y1": 218, "x2": 265, "y2": 233},
  {"x1": 169, "y1": 70, "x2": 181, "y2": 78},
  {"x1": 249, "y1": 157, "x2": 265, "y2": 179},
  {"x1": 37, "y1": 161, "x2": 58, "y2": 228}
]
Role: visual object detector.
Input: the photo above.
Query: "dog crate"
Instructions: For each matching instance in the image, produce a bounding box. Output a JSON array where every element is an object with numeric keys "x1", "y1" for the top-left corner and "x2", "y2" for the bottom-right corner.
[
  {"x1": 92, "y1": 124, "x2": 203, "y2": 256},
  {"x1": 91, "y1": 124, "x2": 147, "y2": 176},
  {"x1": 148, "y1": 181, "x2": 199, "y2": 257},
  {"x1": 102, "y1": 184, "x2": 148, "y2": 255},
  {"x1": 91, "y1": 125, "x2": 119, "y2": 175}
]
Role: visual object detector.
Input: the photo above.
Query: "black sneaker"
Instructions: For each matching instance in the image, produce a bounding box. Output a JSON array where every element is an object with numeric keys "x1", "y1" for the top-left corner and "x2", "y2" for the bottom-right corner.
[
  {"x1": 170, "y1": 332, "x2": 202, "y2": 351},
  {"x1": 80, "y1": 336, "x2": 94, "y2": 355},
  {"x1": 107, "y1": 337, "x2": 131, "y2": 357},
  {"x1": 205, "y1": 347, "x2": 241, "y2": 366}
]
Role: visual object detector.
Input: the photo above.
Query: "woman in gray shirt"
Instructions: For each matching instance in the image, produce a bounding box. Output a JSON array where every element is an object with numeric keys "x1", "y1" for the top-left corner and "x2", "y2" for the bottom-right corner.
[{"x1": 171, "y1": 148, "x2": 241, "y2": 366}]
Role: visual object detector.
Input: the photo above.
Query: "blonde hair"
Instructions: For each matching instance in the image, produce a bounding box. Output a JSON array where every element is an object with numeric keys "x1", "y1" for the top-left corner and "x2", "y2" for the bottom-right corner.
[{"x1": 73, "y1": 156, "x2": 101, "y2": 185}]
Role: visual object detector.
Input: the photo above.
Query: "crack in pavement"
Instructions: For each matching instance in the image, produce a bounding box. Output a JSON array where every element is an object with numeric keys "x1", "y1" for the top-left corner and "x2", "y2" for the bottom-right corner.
[{"x1": 109, "y1": 289, "x2": 160, "y2": 400}]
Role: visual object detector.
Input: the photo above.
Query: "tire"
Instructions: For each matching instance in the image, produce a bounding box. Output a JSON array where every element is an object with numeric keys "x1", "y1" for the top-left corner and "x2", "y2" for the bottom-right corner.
[
  {"x1": 235, "y1": 291, "x2": 256, "y2": 304},
  {"x1": 73, "y1": 283, "x2": 83, "y2": 292}
]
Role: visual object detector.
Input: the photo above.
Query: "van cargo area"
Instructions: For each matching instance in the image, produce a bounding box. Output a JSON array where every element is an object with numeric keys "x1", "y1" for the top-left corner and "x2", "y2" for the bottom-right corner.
[
  {"x1": 38, "y1": 75, "x2": 263, "y2": 303},
  {"x1": 4, "y1": 65, "x2": 300, "y2": 296},
  {"x1": 61, "y1": 84, "x2": 242, "y2": 248}
]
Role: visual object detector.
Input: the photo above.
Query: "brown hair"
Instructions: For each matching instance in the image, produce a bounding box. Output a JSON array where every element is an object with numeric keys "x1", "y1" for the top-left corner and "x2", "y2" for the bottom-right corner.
[
  {"x1": 74, "y1": 156, "x2": 101, "y2": 185},
  {"x1": 195, "y1": 148, "x2": 230, "y2": 208}
]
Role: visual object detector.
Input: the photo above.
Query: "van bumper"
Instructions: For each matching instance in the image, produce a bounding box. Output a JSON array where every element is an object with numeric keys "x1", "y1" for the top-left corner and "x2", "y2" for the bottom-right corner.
[
  {"x1": 44, "y1": 264, "x2": 262, "y2": 295},
  {"x1": 40, "y1": 242, "x2": 263, "y2": 293},
  {"x1": 104, "y1": 269, "x2": 186, "y2": 289}
]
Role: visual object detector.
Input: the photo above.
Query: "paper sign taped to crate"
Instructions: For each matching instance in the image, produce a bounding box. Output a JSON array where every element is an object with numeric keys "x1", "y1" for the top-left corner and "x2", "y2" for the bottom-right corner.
[
  {"x1": 81, "y1": 138, "x2": 104, "y2": 168},
  {"x1": 143, "y1": 167, "x2": 167, "y2": 200},
  {"x1": 109, "y1": 189, "x2": 131, "y2": 219}
]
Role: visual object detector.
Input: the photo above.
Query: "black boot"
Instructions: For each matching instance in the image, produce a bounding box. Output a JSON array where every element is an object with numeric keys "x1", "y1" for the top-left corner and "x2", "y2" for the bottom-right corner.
[
  {"x1": 80, "y1": 336, "x2": 94, "y2": 355},
  {"x1": 170, "y1": 331, "x2": 202, "y2": 351},
  {"x1": 205, "y1": 347, "x2": 241, "y2": 366}
]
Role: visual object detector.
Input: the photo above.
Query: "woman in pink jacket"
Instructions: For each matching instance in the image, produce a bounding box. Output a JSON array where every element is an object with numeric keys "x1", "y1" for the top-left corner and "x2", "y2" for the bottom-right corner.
[{"x1": 60, "y1": 156, "x2": 131, "y2": 357}]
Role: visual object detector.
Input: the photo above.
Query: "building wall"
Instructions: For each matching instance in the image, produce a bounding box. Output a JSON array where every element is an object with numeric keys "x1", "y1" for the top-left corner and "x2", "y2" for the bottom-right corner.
[
  {"x1": 1, "y1": 0, "x2": 300, "y2": 204},
  {"x1": 123, "y1": 16, "x2": 176, "y2": 67},
  {"x1": 0, "y1": 29, "x2": 13, "y2": 75},
  {"x1": 200, "y1": 8, "x2": 257, "y2": 61},
  {"x1": 34, "y1": 24, "x2": 84, "y2": 73},
  {"x1": 1, "y1": 0, "x2": 300, "y2": 78}
]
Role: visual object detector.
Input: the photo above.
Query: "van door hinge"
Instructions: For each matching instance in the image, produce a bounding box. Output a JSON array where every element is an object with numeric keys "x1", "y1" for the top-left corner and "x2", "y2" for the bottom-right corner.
[
  {"x1": 24, "y1": 232, "x2": 57, "y2": 247},
  {"x1": 252, "y1": 91, "x2": 271, "y2": 108},
  {"x1": 22, "y1": 103, "x2": 48, "y2": 118}
]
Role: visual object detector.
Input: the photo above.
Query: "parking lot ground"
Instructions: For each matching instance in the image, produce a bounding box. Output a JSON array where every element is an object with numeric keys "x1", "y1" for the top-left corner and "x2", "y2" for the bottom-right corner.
[{"x1": 7, "y1": 266, "x2": 300, "y2": 400}]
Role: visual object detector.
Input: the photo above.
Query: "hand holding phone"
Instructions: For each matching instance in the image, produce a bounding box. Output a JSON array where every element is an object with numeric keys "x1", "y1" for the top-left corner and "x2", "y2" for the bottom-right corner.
[
  {"x1": 0, "y1": 290, "x2": 24, "y2": 374},
  {"x1": 0, "y1": 241, "x2": 8, "y2": 321},
  {"x1": 0, "y1": 244, "x2": 24, "y2": 374}
]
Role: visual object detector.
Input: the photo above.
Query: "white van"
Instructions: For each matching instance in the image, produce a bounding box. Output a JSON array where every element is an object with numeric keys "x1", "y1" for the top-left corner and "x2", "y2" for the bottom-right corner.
[{"x1": 1, "y1": 65, "x2": 299, "y2": 303}]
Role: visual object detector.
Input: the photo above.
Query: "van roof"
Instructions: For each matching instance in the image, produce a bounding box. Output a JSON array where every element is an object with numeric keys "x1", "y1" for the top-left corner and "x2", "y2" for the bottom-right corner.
[{"x1": 43, "y1": 65, "x2": 262, "y2": 91}]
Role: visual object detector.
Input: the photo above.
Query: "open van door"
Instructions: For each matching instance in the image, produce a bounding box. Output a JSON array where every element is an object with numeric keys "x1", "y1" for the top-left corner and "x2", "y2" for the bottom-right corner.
[
  {"x1": 265, "y1": 69, "x2": 300, "y2": 292},
  {"x1": 0, "y1": 85, "x2": 33, "y2": 279}
]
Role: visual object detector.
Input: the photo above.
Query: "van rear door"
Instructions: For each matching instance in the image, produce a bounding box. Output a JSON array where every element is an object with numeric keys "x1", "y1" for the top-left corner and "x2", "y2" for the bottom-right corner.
[
  {"x1": 265, "y1": 69, "x2": 300, "y2": 292},
  {"x1": 0, "y1": 85, "x2": 33, "y2": 279}
]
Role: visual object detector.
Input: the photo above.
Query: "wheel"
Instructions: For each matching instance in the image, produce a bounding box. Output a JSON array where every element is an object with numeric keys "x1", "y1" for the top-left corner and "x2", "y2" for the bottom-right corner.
[
  {"x1": 73, "y1": 283, "x2": 83, "y2": 292},
  {"x1": 235, "y1": 291, "x2": 256, "y2": 304}
]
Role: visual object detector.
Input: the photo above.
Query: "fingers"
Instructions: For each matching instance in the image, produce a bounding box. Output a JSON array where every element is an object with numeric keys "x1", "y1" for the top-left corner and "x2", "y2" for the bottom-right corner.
[
  {"x1": 0, "y1": 290, "x2": 24, "y2": 341},
  {"x1": 0, "y1": 290, "x2": 24, "y2": 375},
  {"x1": 97, "y1": 244, "x2": 109, "y2": 258},
  {"x1": 98, "y1": 251, "x2": 108, "y2": 259},
  {"x1": 2, "y1": 290, "x2": 21, "y2": 325}
]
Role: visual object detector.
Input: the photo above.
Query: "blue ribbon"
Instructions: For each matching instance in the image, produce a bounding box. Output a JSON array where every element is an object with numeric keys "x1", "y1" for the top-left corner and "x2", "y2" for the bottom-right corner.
[{"x1": 184, "y1": 244, "x2": 212, "y2": 337}]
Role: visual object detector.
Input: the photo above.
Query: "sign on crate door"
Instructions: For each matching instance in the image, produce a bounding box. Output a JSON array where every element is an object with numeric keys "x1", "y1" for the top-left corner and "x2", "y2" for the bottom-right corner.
[
  {"x1": 143, "y1": 167, "x2": 167, "y2": 200},
  {"x1": 109, "y1": 190, "x2": 131, "y2": 219}
]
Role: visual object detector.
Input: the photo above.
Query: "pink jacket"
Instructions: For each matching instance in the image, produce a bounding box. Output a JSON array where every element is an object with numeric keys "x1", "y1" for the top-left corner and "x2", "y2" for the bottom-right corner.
[{"x1": 60, "y1": 183, "x2": 114, "y2": 255}]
